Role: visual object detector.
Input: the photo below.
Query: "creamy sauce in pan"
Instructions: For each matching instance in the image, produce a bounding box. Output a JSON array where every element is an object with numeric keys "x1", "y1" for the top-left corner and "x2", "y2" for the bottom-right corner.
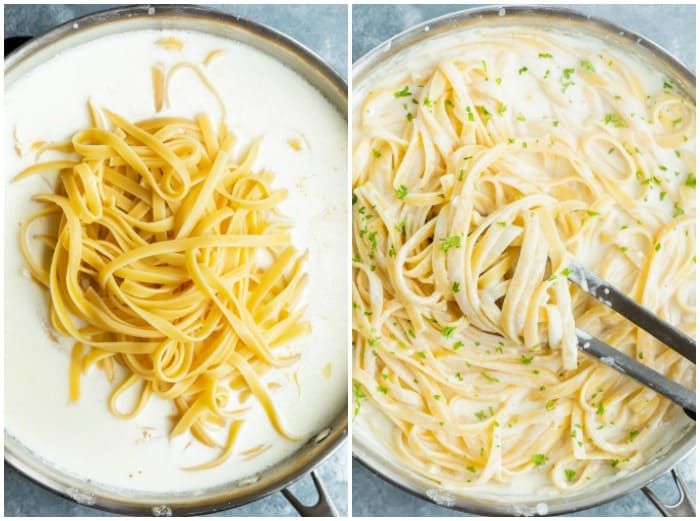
[
  {"x1": 352, "y1": 24, "x2": 694, "y2": 501},
  {"x1": 5, "y1": 28, "x2": 347, "y2": 493}
]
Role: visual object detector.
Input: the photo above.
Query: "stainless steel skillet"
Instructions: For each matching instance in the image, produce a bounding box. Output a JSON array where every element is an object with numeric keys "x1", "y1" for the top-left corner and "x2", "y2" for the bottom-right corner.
[
  {"x1": 5, "y1": 4, "x2": 347, "y2": 516},
  {"x1": 352, "y1": 5, "x2": 695, "y2": 516}
]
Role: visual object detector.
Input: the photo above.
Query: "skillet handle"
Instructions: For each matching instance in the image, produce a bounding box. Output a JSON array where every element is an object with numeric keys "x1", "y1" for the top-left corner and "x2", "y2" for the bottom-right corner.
[
  {"x1": 281, "y1": 470, "x2": 338, "y2": 517},
  {"x1": 642, "y1": 467, "x2": 696, "y2": 516}
]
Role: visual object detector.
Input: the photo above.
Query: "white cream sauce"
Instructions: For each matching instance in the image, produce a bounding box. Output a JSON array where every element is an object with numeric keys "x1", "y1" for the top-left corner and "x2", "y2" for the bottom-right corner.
[
  {"x1": 5, "y1": 29, "x2": 347, "y2": 493},
  {"x1": 353, "y1": 23, "x2": 694, "y2": 501}
]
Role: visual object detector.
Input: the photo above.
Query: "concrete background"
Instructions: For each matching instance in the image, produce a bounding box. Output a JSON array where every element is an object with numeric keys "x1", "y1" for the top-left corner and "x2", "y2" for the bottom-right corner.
[
  {"x1": 3, "y1": 3, "x2": 347, "y2": 517},
  {"x1": 351, "y1": 3, "x2": 696, "y2": 518}
]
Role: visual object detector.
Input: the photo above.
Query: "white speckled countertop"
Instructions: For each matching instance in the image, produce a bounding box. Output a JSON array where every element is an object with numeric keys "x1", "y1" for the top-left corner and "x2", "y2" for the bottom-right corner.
[
  {"x1": 351, "y1": 3, "x2": 696, "y2": 517},
  {"x1": 3, "y1": 3, "x2": 347, "y2": 517}
]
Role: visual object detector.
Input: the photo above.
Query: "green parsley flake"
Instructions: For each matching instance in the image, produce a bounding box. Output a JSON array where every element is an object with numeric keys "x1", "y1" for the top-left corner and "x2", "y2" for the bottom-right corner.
[
  {"x1": 545, "y1": 399, "x2": 556, "y2": 411},
  {"x1": 353, "y1": 382, "x2": 366, "y2": 417},
  {"x1": 520, "y1": 354, "x2": 534, "y2": 364},
  {"x1": 377, "y1": 385, "x2": 388, "y2": 394},
  {"x1": 482, "y1": 372, "x2": 500, "y2": 383},
  {"x1": 395, "y1": 184, "x2": 408, "y2": 200},
  {"x1": 603, "y1": 113, "x2": 627, "y2": 128},
  {"x1": 466, "y1": 106, "x2": 475, "y2": 121},
  {"x1": 518, "y1": 66, "x2": 528, "y2": 75},
  {"x1": 539, "y1": 52, "x2": 553, "y2": 59},
  {"x1": 452, "y1": 282, "x2": 460, "y2": 293},
  {"x1": 686, "y1": 172, "x2": 696, "y2": 188},
  {"x1": 372, "y1": 149, "x2": 381, "y2": 158},
  {"x1": 394, "y1": 86, "x2": 411, "y2": 98},
  {"x1": 440, "y1": 235, "x2": 462, "y2": 252},
  {"x1": 479, "y1": 105, "x2": 491, "y2": 120},
  {"x1": 580, "y1": 59, "x2": 595, "y2": 72},
  {"x1": 453, "y1": 341, "x2": 464, "y2": 350},
  {"x1": 441, "y1": 326, "x2": 456, "y2": 338},
  {"x1": 531, "y1": 453, "x2": 547, "y2": 466},
  {"x1": 564, "y1": 469, "x2": 576, "y2": 482}
]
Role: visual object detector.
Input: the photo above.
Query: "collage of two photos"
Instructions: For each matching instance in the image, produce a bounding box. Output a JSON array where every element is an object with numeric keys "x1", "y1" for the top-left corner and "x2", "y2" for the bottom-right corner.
[{"x1": 4, "y1": 2, "x2": 697, "y2": 518}]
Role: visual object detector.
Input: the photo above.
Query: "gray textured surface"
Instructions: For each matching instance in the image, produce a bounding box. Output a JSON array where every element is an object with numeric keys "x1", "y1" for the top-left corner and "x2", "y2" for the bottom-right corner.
[
  {"x1": 3, "y1": 3, "x2": 347, "y2": 517},
  {"x1": 352, "y1": 4, "x2": 696, "y2": 73},
  {"x1": 351, "y1": 3, "x2": 696, "y2": 518}
]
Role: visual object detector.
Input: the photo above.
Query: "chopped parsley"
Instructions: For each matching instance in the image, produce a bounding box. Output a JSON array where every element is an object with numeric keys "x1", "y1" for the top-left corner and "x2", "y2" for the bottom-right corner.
[
  {"x1": 482, "y1": 372, "x2": 500, "y2": 383},
  {"x1": 518, "y1": 66, "x2": 528, "y2": 75},
  {"x1": 672, "y1": 204, "x2": 685, "y2": 217},
  {"x1": 394, "y1": 86, "x2": 411, "y2": 98},
  {"x1": 545, "y1": 399, "x2": 556, "y2": 411},
  {"x1": 580, "y1": 59, "x2": 595, "y2": 72},
  {"x1": 372, "y1": 149, "x2": 381, "y2": 158},
  {"x1": 478, "y1": 105, "x2": 492, "y2": 121},
  {"x1": 377, "y1": 385, "x2": 388, "y2": 394},
  {"x1": 466, "y1": 106, "x2": 475, "y2": 121},
  {"x1": 539, "y1": 52, "x2": 553, "y2": 59},
  {"x1": 395, "y1": 184, "x2": 408, "y2": 200},
  {"x1": 596, "y1": 402, "x2": 605, "y2": 416},
  {"x1": 353, "y1": 382, "x2": 366, "y2": 417},
  {"x1": 441, "y1": 326, "x2": 456, "y2": 338},
  {"x1": 453, "y1": 341, "x2": 464, "y2": 350},
  {"x1": 440, "y1": 235, "x2": 462, "y2": 252},
  {"x1": 452, "y1": 281, "x2": 460, "y2": 293},
  {"x1": 520, "y1": 354, "x2": 534, "y2": 365},
  {"x1": 564, "y1": 468, "x2": 576, "y2": 482},
  {"x1": 603, "y1": 112, "x2": 627, "y2": 128},
  {"x1": 629, "y1": 429, "x2": 640, "y2": 441},
  {"x1": 686, "y1": 172, "x2": 696, "y2": 188},
  {"x1": 531, "y1": 453, "x2": 547, "y2": 466},
  {"x1": 475, "y1": 410, "x2": 488, "y2": 421}
]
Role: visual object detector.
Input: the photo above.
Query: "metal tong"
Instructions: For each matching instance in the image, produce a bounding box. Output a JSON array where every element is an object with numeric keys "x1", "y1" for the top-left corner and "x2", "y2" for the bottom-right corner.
[{"x1": 567, "y1": 260, "x2": 696, "y2": 420}]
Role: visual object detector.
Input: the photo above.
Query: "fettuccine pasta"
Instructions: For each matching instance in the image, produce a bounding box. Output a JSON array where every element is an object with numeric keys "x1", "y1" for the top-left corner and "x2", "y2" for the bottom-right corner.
[
  {"x1": 15, "y1": 104, "x2": 309, "y2": 470},
  {"x1": 352, "y1": 26, "x2": 695, "y2": 494}
]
